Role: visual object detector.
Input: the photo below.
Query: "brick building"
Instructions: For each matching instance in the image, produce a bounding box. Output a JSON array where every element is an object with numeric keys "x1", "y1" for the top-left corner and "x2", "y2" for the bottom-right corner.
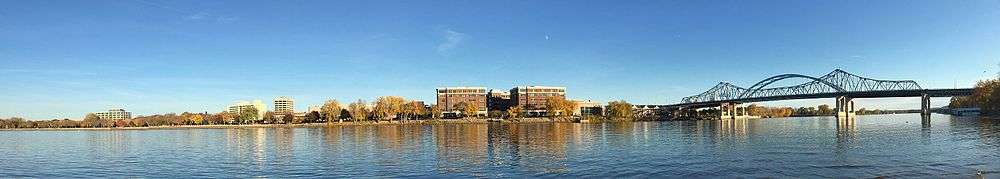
[
  {"x1": 510, "y1": 86, "x2": 566, "y2": 116},
  {"x1": 436, "y1": 87, "x2": 487, "y2": 117}
]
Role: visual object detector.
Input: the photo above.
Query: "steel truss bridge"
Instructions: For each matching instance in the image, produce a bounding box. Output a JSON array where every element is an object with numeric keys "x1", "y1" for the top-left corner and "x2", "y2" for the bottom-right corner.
[{"x1": 653, "y1": 69, "x2": 972, "y2": 118}]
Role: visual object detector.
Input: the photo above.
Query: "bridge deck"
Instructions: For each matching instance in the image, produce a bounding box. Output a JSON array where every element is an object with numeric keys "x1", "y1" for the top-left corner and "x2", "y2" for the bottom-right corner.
[{"x1": 663, "y1": 88, "x2": 972, "y2": 109}]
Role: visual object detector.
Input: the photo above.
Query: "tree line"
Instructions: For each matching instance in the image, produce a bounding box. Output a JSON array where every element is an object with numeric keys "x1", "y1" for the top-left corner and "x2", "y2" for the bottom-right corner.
[
  {"x1": 746, "y1": 104, "x2": 887, "y2": 117},
  {"x1": 1, "y1": 96, "x2": 640, "y2": 128},
  {"x1": 949, "y1": 76, "x2": 1000, "y2": 114}
]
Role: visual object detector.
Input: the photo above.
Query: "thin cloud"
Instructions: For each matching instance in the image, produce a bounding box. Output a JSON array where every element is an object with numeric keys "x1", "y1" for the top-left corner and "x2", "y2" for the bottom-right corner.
[
  {"x1": 215, "y1": 16, "x2": 240, "y2": 23},
  {"x1": 187, "y1": 12, "x2": 209, "y2": 20},
  {"x1": 0, "y1": 69, "x2": 97, "y2": 76},
  {"x1": 437, "y1": 29, "x2": 467, "y2": 56},
  {"x1": 132, "y1": 0, "x2": 238, "y2": 23}
]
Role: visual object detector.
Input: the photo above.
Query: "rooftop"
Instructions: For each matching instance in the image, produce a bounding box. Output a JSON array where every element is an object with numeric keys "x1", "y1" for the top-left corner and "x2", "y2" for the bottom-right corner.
[
  {"x1": 436, "y1": 86, "x2": 487, "y2": 90},
  {"x1": 513, "y1": 85, "x2": 566, "y2": 89}
]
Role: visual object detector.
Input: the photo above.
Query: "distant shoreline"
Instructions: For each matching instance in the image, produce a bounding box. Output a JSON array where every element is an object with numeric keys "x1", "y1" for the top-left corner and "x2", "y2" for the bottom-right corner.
[{"x1": 0, "y1": 118, "x2": 572, "y2": 131}]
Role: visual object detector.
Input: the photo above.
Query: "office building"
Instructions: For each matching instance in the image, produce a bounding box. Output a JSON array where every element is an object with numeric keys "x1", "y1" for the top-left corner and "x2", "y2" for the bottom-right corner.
[
  {"x1": 436, "y1": 87, "x2": 487, "y2": 116},
  {"x1": 94, "y1": 108, "x2": 132, "y2": 120},
  {"x1": 510, "y1": 86, "x2": 566, "y2": 116},
  {"x1": 228, "y1": 100, "x2": 267, "y2": 120},
  {"x1": 273, "y1": 96, "x2": 295, "y2": 114}
]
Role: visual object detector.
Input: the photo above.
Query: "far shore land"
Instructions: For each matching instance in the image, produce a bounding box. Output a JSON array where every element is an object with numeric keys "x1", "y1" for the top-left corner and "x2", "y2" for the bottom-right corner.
[
  {"x1": 0, "y1": 118, "x2": 597, "y2": 131},
  {"x1": 3, "y1": 112, "x2": 983, "y2": 131}
]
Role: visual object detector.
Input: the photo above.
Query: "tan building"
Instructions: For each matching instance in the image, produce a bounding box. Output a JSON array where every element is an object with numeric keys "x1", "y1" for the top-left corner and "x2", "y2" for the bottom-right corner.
[
  {"x1": 228, "y1": 100, "x2": 267, "y2": 120},
  {"x1": 273, "y1": 96, "x2": 294, "y2": 114},
  {"x1": 436, "y1": 87, "x2": 487, "y2": 117},
  {"x1": 510, "y1": 86, "x2": 566, "y2": 116},
  {"x1": 94, "y1": 108, "x2": 132, "y2": 120},
  {"x1": 572, "y1": 99, "x2": 603, "y2": 116}
]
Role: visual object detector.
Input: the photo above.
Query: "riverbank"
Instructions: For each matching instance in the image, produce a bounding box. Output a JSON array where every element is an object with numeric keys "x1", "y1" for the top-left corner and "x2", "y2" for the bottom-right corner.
[{"x1": 0, "y1": 118, "x2": 580, "y2": 131}]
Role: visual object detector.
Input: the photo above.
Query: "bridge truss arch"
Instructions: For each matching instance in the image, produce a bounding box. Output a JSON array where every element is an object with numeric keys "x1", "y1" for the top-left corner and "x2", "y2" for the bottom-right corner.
[
  {"x1": 680, "y1": 69, "x2": 923, "y2": 103},
  {"x1": 738, "y1": 74, "x2": 847, "y2": 99}
]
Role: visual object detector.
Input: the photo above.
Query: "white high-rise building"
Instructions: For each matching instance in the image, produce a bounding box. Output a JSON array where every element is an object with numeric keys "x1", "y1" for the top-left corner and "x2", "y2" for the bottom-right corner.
[
  {"x1": 273, "y1": 96, "x2": 295, "y2": 114},
  {"x1": 94, "y1": 108, "x2": 132, "y2": 120},
  {"x1": 228, "y1": 100, "x2": 267, "y2": 120}
]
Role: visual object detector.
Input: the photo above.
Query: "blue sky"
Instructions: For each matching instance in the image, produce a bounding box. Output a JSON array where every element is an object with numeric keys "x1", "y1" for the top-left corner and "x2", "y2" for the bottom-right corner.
[{"x1": 2, "y1": 0, "x2": 999, "y2": 119}]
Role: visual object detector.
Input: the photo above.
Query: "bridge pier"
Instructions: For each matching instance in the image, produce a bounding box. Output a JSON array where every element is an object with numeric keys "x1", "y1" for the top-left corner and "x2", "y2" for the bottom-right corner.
[
  {"x1": 836, "y1": 96, "x2": 855, "y2": 119},
  {"x1": 720, "y1": 103, "x2": 734, "y2": 120},
  {"x1": 921, "y1": 93, "x2": 931, "y2": 116},
  {"x1": 719, "y1": 102, "x2": 751, "y2": 120}
]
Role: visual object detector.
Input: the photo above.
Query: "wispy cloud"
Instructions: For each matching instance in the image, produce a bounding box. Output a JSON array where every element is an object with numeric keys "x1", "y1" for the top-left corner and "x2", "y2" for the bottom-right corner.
[
  {"x1": 0, "y1": 69, "x2": 97, "y2": 76},
  {"x1": 132, "y1": 0, "x2": 238, "y2": 23},
  {"x1": 437, "y1": 29, "x2": 467, "y2": 56},
  {"x1": 186, "y1": 12, "x2": 239, "y2": 23},
  {"x1": 215, "y1": 16, "x2": 239, "y2": 23},
  {"x1": 187, "y1": 12, "x2": 209, "y2": 20}
]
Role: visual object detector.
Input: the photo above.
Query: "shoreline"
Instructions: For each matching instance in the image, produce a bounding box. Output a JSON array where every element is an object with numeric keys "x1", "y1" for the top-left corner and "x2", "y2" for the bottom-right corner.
[{"x1": 0, "y1": 118, "x2": 574, "y2": 131}]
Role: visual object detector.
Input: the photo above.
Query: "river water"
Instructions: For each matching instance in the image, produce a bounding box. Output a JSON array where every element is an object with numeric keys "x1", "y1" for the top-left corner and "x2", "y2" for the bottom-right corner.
[{"x1": 2, "y1": 114, "x2": 998, "y2": 178}]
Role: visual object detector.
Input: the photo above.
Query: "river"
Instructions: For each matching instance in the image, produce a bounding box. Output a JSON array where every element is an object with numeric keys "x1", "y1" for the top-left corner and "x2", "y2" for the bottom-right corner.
[{"x1": 1, "y1": 114, "x2": 998, "y2": 178}]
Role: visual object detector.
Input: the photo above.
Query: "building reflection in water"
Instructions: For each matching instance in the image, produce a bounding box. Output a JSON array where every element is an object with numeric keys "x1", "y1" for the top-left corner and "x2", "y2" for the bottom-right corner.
[
  {"x1": 86, "y1": 130, "x2": 130, "y2": 159},
  {"x1": 272, "y1": 127, "x2": 295, "y2": 165},
  {"x1": 433, "y1": 123, "x2": 489, "y2": 174},
  {"x1": 222, "y1": 128, "x2": 271, "y2": 170},
  {"x1": 471, "y1": 123, "x2": 574, "y2": 175}
]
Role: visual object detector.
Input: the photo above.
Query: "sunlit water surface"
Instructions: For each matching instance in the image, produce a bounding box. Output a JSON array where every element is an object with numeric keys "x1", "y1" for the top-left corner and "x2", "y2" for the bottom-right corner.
[{"x1": 2, "y1": 114, "x2": 999, "y2": 178}]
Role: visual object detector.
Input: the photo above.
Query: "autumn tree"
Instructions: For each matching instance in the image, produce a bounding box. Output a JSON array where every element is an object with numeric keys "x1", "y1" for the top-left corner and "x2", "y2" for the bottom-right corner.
[
  {"x1": 239, "y1": 108, "x2": 259, "y2": 124},
  {"x1": 949, "y1": 96, "x2": 973, "y2": 108},
  {"x1": 464, "y1": 102, "x2": 478, "y2": 118},
  {"x1": 302, "y1": 111, "x2": 320, "y2": 123},
  {"x1": 488, "y1": 110, "x2": 504, "y2": 119},
  {"x1": 205, "y1": 112, "x2": 225, "y2": 125},
  {"x1": 545, "y1": 96, "x2": 577, "y2": 117},
  {"x1": 131, "y1": 117, "x2": 147, "y2": 127},
  {"x1": 349, "y1": 99, "x2": 369, "y2": 122},
  {"x1": 322, "y1": 99, "x2": 342, "y2": 122},
  {"x1": 219, "y1": 111, "x2": 235, "y2": 124},
  {"x1": 82, "y1": 113, "x2": 101, "y2": 128},
  {"x1": 431, "y1": 104, "x2": 443, "y2": 119},
  {"x1": 401, "y1": 101, "x2": 425, "y2": 120},
  {"x1": 961, "y1": 77, "x2": 1000, "y2": 112},
  {"x1": 189, "y1": 114, "x2": 204, "y2": 125},
  {"x1": 506, "y1": 105, "x2": 522, "y2": 119},
  {"x1": 0, "y1": 117, "x2": 27, "y2": 128},
  {"x1": 606, "y1": 100, "x2": 633, "y2": 120},
  {"x1": 373, "y1": 96, "x2": 406, "y2": 121},
  {"x1": 401, "y1": 102, "x2": 414, "y2": 120},
  {"x1": 747, "y1": 104, "x2": 768, "y2": 116},
  {"x1": 817, "y1": 104, "x2": 832, "y2": 115},
  {"x1": 282, "y1": 114, "x2": 294, "y2": 124},
  {"x1": 453, "y1": 102, "x2": 479, "y2": 118},
  {"x1": 262, "y1": 111, "x2": 276, "y2": 124}
]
